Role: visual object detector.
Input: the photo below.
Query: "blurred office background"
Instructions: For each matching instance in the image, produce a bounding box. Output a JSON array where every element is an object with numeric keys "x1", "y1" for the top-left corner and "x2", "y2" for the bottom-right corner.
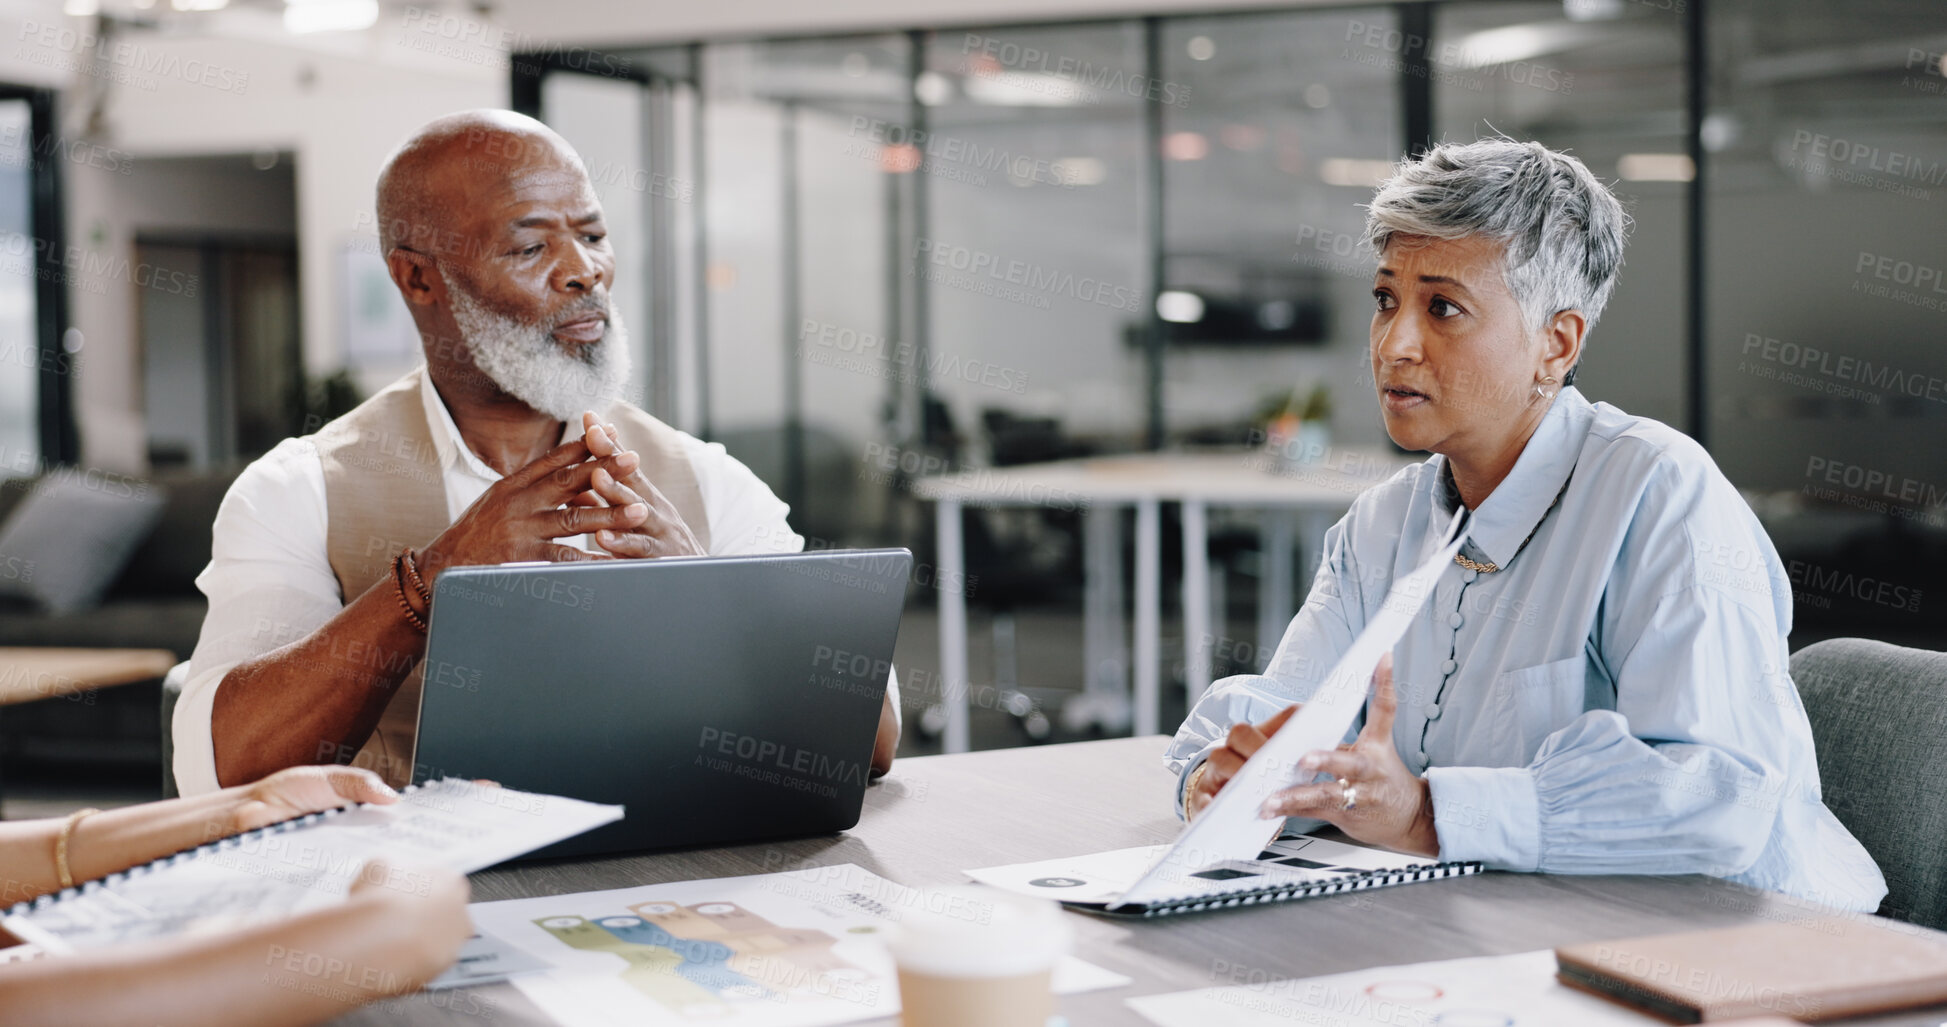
[{"x1": 0, "y1": 0, "x2": 1942, "y2": 807}]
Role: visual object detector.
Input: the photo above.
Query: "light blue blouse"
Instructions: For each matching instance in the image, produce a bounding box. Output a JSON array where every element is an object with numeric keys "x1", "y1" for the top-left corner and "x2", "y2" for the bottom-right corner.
[{"x1": 1166, "y1": 386, "x2": 1888, "y2": 912}]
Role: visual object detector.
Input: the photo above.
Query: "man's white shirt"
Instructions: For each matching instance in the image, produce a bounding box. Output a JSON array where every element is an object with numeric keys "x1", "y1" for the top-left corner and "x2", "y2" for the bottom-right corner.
[{"x1": 172, "y1": 371, "x2": 894, "y2": 795}]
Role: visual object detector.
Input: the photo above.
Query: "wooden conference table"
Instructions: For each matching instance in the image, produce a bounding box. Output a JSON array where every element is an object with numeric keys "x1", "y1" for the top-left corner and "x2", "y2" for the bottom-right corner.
[{"x1": 340, "y1": 736, "x2": 1945, "y2": 1026}]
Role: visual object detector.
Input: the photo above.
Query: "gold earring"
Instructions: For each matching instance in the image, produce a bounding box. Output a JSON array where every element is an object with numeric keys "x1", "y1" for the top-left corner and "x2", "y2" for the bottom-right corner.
[{"x1": 1533, "y1": 375, "x2": 1558, "y2": 399}]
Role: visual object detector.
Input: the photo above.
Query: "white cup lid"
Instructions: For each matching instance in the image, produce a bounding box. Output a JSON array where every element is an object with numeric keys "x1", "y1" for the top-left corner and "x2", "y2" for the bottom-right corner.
[{"x1": 885, "y1": 886, "x2": 1072, "y2": 978}]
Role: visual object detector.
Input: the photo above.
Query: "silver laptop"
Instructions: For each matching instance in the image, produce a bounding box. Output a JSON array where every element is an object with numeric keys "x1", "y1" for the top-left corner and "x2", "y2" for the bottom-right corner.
[{"x1": 411, "y1": 549, "x2": 911, "y2": 859}]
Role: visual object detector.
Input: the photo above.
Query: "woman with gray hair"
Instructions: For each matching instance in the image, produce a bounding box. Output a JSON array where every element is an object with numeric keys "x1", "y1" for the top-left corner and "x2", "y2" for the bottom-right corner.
[{"x1": 1168, "y1": 138, "x2": 1886, "y2": 911}]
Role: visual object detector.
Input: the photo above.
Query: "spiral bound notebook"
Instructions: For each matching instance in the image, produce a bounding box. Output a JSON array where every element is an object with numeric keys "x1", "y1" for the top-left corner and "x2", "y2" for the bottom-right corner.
[
  {"x1": 968, "y1": 834, "x2": 1480, "y2": 918},
  {"x1": 1, "y1": 778, "x2": 622, "y2": 954}
]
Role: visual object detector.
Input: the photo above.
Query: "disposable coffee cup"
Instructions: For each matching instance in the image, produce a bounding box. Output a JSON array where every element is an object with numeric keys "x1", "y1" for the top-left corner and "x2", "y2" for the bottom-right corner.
[{"x1": 888, "y1": 886, "x2": 1071, "y2": 1027}]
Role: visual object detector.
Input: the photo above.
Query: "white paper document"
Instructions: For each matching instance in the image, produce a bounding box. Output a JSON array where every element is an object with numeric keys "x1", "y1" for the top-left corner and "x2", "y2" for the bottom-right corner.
[
  {"x1": 464, "y1": 863, "x2": 1130, "y2": 1027},
  {"x1": 3, "y1": 778, "x2": 621, "y2": 953},
  {"x1": 1104, "y1": 509, "x2": 1466, "y2": 910},
  {"x1": 424, "y1": 930, "x2": 555, "y2": 990},
  {"x1": 969, "y1": 834, "x2": 1433, "y2": 909},
  {"x1": 1127, "y1": 948, "x2": 1663, "y2": 1027}
]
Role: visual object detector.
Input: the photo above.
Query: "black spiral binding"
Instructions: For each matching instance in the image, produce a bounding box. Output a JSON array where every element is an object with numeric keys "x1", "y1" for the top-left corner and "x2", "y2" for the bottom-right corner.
[
  {"x1": 1130, "y1": 860, "x2": 1483, "y2": 918},
  {"x1": 3, "y1": 781, "x2": 439, "y2": 921}
]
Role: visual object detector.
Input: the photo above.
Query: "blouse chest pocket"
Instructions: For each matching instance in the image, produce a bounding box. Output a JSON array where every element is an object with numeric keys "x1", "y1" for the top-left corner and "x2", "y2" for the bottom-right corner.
[{"x1": 1491, "y1": 654, "x2": 1593, "y2": 763}]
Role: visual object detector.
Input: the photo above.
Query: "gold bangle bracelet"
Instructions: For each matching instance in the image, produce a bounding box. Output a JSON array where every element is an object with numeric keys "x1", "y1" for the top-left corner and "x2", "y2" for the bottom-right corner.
[
  {"x1": 1183, "y1": 762, "x2": 1211, "y2": 809},
  {"x1": 55, "y1": 807, "x2": 101, "y2": 891}
]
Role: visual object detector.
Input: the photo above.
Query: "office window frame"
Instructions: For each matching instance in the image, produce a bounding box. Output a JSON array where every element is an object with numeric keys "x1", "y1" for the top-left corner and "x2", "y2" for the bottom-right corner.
[{"x1": 0, "y1": 84, "x2": 76, "y2": 465}]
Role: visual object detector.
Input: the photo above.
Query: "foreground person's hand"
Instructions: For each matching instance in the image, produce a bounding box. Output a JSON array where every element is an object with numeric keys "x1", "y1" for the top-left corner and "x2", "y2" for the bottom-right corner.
[
  {"x1": 228, "y1": 765, "x2": 398, "y2": 836},
  {"x1": 0, "y1": 843, "x2": 473, "y2": 1027},
  {"x1": 346, "y1": 859, "x2": 474, "y2": 991}
]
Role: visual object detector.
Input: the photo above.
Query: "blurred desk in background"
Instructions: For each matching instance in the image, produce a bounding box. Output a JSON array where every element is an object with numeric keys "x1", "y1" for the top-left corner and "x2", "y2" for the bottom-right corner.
[
  {"x1": 0, "y1": 647, "x2": 177, "y2": 706},
  {"x1": 913, "y1": 448, "x2": 1415, "y2": 752},
  {"x1": 0, "y1": 646, "x2": 177, "y2": 811}
]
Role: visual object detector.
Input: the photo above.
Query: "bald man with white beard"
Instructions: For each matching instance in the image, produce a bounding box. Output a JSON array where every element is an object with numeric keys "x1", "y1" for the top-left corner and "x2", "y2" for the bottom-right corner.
[{"x1": 172, "y1": 110, "x2": 901, "y2": 795}]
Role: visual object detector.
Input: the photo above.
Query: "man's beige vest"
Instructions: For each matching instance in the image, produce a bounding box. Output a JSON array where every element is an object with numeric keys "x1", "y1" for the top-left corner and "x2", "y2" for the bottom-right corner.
[{"x1": 313, "y1": 367, "x2": 710, "y2": 788}]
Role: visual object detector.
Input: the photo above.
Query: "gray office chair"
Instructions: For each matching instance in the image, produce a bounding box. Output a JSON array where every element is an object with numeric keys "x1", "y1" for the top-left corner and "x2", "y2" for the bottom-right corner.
[{"x1": 1791, "y1": 637, "x2": 1947, "y2": 928}]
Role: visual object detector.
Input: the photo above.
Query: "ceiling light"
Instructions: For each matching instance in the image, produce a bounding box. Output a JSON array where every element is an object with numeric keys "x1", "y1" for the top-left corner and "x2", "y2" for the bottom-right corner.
[
  {"x1": 173, "y1": 0, "x2": 228, "y2": 10},
  {"x1": 1449, "y1": 25, "x2": 1552, "y2": 69},
  {"x1": 1319, "y1": 158, "x2": 1395, "y2": 186},
  {"x1": 63, "y1": 0, "x2": 99, "y2": 15},
  {"x1": 1449, "y1": 22, "x2": 1603, "y2": 70},
  {"x1": 1617, "y1": 153, "x2": 1694, "y2": 181},
  {"x1": 1163, "y1": 132, "x2": 1209, "y2": 161},
  {"x1": 914, "y1": 71, "x2": 953, "y2": 106},
  {"x1": 1052, "y1": 157, "x2": 1106, "y2": 186},
  {"x1": 1157, "y1": 291, "x2": 1205, "y2": 324},
  {"x1": 1303, "y1": 84, "x2": 1330, "y2": 109},
  {"x1": 284, "y1": 0, "x2": 378, "y2": 33},
  {"x1": 1563, "y1": 0, "x2": 1626, "y2": 20},
  {"x1": 962, "y1": 67, "x2": 1088, "y2": 107},
  {"x1": 1186, "y1": 36, "x2": 1216, "y2": 61}
]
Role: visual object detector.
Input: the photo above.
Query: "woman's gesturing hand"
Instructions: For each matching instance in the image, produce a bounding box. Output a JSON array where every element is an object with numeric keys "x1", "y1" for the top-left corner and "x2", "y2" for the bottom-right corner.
[{"x1": 1258, "y1": 652, "x2": 1440, "y2": 857}]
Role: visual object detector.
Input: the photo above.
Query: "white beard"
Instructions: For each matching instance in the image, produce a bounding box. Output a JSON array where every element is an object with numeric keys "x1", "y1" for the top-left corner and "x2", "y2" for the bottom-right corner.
[{"x1": 447, "y1": 278, "x2": 632, "y2": 422}]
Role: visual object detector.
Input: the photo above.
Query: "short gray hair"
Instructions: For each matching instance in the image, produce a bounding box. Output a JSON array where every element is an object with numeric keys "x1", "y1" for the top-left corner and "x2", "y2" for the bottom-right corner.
[{"x1": 1362, "y1": 138, "x2": 1631, "y2": 381}]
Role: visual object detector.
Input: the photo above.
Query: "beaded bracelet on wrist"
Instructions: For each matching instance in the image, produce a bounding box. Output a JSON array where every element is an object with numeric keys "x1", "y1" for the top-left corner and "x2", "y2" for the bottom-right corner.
[{"x1": 393, "y1": 549, "x2": 428, "y2": 633}]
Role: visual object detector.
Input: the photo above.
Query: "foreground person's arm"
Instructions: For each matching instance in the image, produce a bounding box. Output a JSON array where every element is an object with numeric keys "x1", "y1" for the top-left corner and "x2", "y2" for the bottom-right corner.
[
  {"x1": 0, "y1": 766, "x2": 471, "y2": 1025},
  {"x1": 0, "y1": 767, "x2": 398, "y2": 903},
  {"x1": 0, "y1": 859, "x2": 470, "y2": 1027}
]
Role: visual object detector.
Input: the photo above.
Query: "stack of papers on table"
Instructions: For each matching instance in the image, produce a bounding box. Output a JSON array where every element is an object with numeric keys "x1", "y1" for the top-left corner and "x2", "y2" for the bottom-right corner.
[{"x1": 464, "y1": 864, "x2": 1129, "y2": 1026}]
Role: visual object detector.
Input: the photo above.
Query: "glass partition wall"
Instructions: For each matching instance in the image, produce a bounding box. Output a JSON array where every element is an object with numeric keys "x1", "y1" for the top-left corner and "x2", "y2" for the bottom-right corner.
[
  {"x1": 519, "y1": 2, "x2": 1947, "y2": 751},
  {"x1": 1436, "y1": 0, "x2": 1690, "y2": 428},
  {"x1": 1702, "y1": 0, "x2": 1947, "y2": 647},
  {"x1": 521, "y1": 5, "x2": 1709, "y2": 506},
  {"x1": 1157, "y1": 9, "x2": 1401, "y2": 451},
  {"x1": 0, "y1": 99, "x2": 36, "y2": 465},
  {"x1": 0, "y1": 87, "x2": 74, "y2": 466}
]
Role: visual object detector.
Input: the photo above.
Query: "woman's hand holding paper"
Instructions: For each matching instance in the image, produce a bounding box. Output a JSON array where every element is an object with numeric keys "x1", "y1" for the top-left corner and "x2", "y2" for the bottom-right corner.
[
  {"x1": 1188, "y1": 653, "x2": 1440, "y2": 858},
  {"x1": 1258, "y1": 653, "x2": 1439, "y2": 857},
  {"x1": 1183, "y1": 705, "x2": 1298, "y2": 821}
]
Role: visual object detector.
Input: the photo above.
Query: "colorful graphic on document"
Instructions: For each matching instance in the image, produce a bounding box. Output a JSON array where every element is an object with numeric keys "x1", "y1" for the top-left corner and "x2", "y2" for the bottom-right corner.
[{"x1": 534, "y1": 900, "x2": 867, "y2": 1017}]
